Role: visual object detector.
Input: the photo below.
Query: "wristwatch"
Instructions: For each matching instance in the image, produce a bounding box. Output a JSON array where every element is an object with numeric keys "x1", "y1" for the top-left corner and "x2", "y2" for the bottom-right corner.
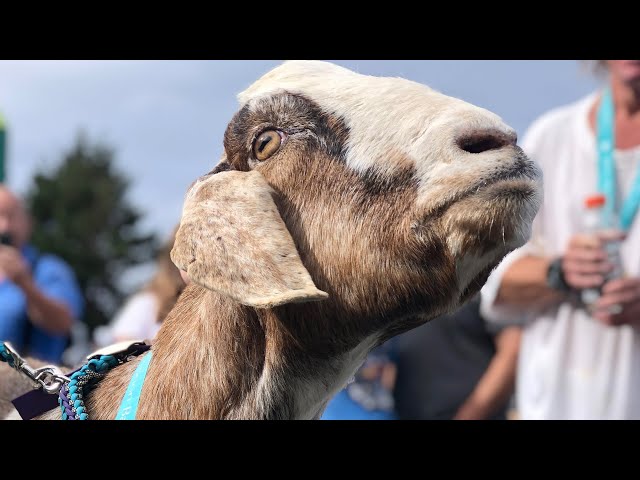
[{"x1": 546, "y1": 257, "x2": 572, "y2": 292}]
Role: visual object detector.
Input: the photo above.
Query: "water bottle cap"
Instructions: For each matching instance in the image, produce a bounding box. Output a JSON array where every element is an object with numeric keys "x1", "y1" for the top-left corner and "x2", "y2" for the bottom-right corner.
[{"x1": 584, "y1": 194, "x2": 606, "y2": 209}]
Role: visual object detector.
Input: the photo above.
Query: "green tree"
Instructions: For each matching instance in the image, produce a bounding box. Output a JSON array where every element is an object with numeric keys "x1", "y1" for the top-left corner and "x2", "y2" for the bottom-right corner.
[{"x1": 25, "y1": 133, "x2": 159, "y2": 332}]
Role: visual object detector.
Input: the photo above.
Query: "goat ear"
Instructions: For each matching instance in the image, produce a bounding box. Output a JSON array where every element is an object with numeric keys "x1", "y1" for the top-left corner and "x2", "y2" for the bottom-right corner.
[{"x1": 171, "y1": 169, "x2": 329, "y2": 308}]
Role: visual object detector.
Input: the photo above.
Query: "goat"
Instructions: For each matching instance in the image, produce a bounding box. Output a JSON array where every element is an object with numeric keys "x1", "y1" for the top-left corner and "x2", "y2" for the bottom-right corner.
[{"x1": 2, "y1": 60, "x2": 541, "y2": 420}]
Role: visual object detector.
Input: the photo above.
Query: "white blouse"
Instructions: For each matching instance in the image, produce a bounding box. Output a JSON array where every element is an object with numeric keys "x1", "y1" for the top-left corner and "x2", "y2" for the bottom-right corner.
[{"x1": 481, "y1": 91, "x2": 640, "y2": 419}]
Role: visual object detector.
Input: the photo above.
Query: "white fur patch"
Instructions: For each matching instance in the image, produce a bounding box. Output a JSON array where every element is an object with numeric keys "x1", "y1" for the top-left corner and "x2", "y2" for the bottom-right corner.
[{"x1": 238, "y1": 61, "x2": 517, "y2": 203}]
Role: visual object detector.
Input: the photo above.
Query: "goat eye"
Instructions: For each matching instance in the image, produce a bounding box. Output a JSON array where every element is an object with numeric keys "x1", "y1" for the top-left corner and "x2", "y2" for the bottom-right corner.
[{"x1": 252, "y1": 130, "x2": 282, "y2": 161}]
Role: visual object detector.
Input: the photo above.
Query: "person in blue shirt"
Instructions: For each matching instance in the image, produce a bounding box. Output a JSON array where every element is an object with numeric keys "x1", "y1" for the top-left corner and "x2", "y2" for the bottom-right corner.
[{"x1": 0, "y1": 186, "x2": 83, "y2": 364}]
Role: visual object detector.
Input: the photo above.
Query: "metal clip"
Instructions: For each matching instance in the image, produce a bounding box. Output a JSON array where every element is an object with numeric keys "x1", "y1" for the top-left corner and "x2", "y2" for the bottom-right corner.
[
  {"x1": 3, "y1": 342, "x2": 69, "y2": 395},
  {"x1": 33, "y1": 366, "x2": 70, "y2": 394}
]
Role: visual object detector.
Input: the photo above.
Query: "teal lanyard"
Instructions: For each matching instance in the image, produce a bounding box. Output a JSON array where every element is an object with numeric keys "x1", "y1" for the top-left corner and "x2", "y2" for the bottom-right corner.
[
  {"x1": 116, "y1": 351, "x2": 152, "y2": 420},
  {"x1": 597, "y1": 86, "x2": 640, "y2": 231}
]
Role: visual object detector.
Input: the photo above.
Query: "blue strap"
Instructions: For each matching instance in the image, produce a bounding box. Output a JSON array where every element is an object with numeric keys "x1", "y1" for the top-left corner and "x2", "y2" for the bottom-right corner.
[
  {"x1": 115, "y1": 351, "x2": 153, "y2": 420},
  {"x1": 597, "y1": 86, "x2": 640, "y2": 231}
]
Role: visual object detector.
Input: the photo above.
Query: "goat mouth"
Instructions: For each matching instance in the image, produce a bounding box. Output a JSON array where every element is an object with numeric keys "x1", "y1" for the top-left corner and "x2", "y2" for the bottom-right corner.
[
  {"x1": 479, "y1": 157, "x2": 537, "y2": 188},
  {"x1": 424, "y1": 155, "x2": 540, "y2": 221},
  {"x1": 461, "y1": 155, "x2": 539, "y2": 201}
]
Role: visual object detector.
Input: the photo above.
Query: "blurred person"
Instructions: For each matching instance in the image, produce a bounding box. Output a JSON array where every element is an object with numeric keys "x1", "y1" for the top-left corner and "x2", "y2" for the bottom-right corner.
[
  {"x1": 321, "y1": 340, "x2": 398, "y2": 420},
  {"x1": 481, "y1": 60, "x2": 640, "y2": 419},
  {"x1": 393, "y1": 295, "x2": 520, "y2": 420},
  {"x1": 0, "y1": 185, "x2": 84, "y2": 364},
  {"x1": 100, "y1": 227, "x2": 186, "y2": 344}
]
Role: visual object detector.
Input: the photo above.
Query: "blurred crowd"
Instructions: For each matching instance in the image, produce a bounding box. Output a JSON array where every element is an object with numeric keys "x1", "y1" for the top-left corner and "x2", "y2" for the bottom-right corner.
[{"x1": 2, "y1": 60, "x2": 640, "y2": 420}]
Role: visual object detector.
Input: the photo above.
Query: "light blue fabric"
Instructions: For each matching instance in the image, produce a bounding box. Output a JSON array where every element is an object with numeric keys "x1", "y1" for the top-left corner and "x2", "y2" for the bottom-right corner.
[
  {"x1": 321, "y1": 389, "x2": 397, "y2": 420},
  {"x1": 0, "y1": 245, "x2": 84, "y2": 363},
  {"x1": 321, "y1": 342, "x2": 398, "y2": 420},
  {"x1": 597, "y1": 86, "x2": 640, "y2": 231},
  {"x1": 116, "y1": 351, "x2": 153, "y2": 420}
]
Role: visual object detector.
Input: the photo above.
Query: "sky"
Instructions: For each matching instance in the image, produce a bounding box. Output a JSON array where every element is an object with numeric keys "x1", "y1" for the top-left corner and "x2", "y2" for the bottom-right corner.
[{"x1": 0, "y1": 60, "x2": 602, "y2": 288}]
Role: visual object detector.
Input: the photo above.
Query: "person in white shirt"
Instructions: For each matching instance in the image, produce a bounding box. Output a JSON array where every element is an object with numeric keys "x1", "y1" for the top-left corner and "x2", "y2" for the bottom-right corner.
[{"x1": 481, "y1": 60, "x2": 640, "y2": 420}]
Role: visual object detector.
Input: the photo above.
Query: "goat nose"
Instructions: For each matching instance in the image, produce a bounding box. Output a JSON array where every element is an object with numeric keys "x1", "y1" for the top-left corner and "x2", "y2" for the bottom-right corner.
[{"x1": 457, "y1": 128, "x2": 517, "y2": 154}]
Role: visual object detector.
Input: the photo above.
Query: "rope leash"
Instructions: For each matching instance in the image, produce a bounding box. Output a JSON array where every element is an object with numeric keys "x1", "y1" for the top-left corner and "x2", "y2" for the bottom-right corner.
[
  {"x1": 57, "y1": 354, "x2": 119, "y2": 420},
  {"x1": 0, "y1": 343, "x2": 15, "y2": 367},
  {"x1": 1, "y1": 340, "x2": 150, "y2": 420}
]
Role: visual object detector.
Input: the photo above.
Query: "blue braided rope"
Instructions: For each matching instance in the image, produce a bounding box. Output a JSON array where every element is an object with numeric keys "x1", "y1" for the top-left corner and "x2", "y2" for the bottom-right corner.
[
  {"x1": 4, "y1": 340, "x2": 147, "y2": 420},
  {"x1": 0, "y1": 342, "x2": 16, "y2": 368},
  {"x1": 59, "y1": 384, "x2": 77, "y2": 419},
  {"x1": 57, "y1": 354, "x2": 119, "y2": 420}
]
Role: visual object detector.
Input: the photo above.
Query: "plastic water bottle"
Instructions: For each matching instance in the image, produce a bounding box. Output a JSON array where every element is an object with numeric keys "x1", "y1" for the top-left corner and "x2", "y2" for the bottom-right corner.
[{"x1": 580, "y1": 194, "x2": 624, "y2": 313}]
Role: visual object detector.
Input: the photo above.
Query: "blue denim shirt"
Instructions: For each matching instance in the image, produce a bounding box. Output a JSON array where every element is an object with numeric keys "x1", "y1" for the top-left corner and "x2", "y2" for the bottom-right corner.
[{"x1": 0, "y1": 245, "x2": 84, "y2": 363}]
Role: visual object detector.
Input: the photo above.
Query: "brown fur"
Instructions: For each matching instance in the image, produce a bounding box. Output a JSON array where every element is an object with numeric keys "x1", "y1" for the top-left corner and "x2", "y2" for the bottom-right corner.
[{"x1": 4, "y1": 67, "x2": 540, "y2": 420}]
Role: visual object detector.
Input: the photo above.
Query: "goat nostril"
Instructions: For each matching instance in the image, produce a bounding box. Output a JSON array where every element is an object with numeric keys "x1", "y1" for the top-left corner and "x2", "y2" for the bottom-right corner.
[{"x1": 458, "y1": 130, "x2": 515, "y2": 154}]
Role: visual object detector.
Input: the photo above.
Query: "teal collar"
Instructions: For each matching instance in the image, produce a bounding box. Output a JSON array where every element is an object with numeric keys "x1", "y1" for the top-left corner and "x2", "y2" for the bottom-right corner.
[{"x1": 116, "y1": 351, "x2": 153, "y2": 420}]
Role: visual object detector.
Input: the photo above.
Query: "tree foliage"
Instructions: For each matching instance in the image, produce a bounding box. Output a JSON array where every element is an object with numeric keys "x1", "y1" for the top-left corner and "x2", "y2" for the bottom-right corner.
[{"x1": 25, "y1": 133, "x2": 159, "y2": 331}]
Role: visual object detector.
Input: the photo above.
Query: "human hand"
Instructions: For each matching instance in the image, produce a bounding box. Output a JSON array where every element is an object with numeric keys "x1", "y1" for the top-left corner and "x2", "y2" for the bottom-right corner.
[
  {"x1": 561, "y1": 231, "x2": 625, "y2": 290},
  {"x1": 592, "y1": 277, "x2": 640, "y2": 327},
  {"x1": 0, "y1": 245, "x2": 30, "y2": 286}
]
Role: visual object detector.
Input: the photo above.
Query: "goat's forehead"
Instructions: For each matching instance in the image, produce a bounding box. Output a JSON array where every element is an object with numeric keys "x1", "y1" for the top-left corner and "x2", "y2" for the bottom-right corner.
[
  {"x1": 238, "y1": 61, "x2": 453, "y2": 122},
  {"x1": 237, "y1": 61, "x2": 486, "y2": 175},
  {"x1": 238, "y1": 60, "x2": 437, "y2": 99}
]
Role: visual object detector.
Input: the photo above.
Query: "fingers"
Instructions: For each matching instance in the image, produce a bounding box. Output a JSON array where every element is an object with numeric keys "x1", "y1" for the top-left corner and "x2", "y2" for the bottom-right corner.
[
  {"x1": 0, "y1": 248, "x2": 17, "y2": 263},
  {"x1": 563, "y1": 258, "x2": 613, "y2": 275},
  {"x1": 594, "y1": 290, "x2": 632, "y2": 309},
  {"x1": 567, "y1": 234, "x2": 603, "y2": 249},
  {"x1": 0, "y1": 245, "x2": 19, "y2": 258},
  {"x1": 596, "y1": 230, "x2": 627, "y2": 243},
  {"x1": 0, "y1": 247, "x2": 28, "y2": 282},
  {"x1": 592, "y1": 280, "x2": 640, "y2": 327},
  {"x1": 601, "y1": 277, "x2": 640, "y2": 294},
  {"x1": 562, "y1": 234, "x2": 617, "y2": 290},
  {"x1": 564, "y1": 249, "x2": 609, "y2": 264},
  {"x1": 594, "y1": 280, "x2": 640, "y2": 310},
  {"x1": 564, "y1": 272, "x2": 606, "y2": 289},
  {"x1": 0, "y1": 247, "x2": 13, "y2": 266}
]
